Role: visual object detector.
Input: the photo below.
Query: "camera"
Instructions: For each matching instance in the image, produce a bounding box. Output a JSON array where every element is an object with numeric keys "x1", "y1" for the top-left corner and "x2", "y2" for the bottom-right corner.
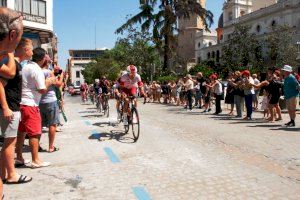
[{"x1": 54, "y1": 69, "x2": 63, "y2": 76}]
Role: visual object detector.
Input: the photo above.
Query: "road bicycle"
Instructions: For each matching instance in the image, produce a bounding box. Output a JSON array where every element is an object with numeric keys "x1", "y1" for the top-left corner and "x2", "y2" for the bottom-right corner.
[
  {"x1": 117, "y1": 96, "x2": 140, "y2": 142},
  {"x1": 102, "y1": 93, "x2": 110, "y2": 118}
]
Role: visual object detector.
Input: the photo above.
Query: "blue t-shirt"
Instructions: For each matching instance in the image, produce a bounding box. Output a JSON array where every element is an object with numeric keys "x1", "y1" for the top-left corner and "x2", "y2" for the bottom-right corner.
[{"x1": 284, "y1": 74, "x2": 299, "y2": 100}]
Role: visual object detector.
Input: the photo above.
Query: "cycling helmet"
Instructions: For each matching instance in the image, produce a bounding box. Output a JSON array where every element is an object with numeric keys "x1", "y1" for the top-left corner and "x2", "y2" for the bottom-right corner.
[{"x1": 127, "y1": 65, "x2": 137, "y2": 73}]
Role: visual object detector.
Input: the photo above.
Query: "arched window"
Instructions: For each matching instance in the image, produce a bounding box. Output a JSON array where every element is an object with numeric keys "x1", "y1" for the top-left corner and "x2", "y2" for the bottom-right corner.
[
  {"x1": 271, "y1": 20, "x2": 276, "y2": 27},
  {"x1": 207, "y1": 52, "x2": 211, "y2": 60},
  {"x1": 198, "y1": 42, "x2": 201, "y2": 48},
  {"x1": 216, "y1": 50, "x2": 220, "y2": 62},
  {"x1": 256, "y1": 25, "x2": 261, "y2": 33},
  {"x1": 240, "y1": 10, "x2": 246, "y2": 16},
  {"x1": 212, "y1": 51, "x2": 215, "y2": 58}
]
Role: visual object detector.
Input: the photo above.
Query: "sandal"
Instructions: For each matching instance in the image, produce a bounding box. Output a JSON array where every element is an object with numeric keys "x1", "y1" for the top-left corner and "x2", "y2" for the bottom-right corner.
[
  {"x1": 48, "y1": 147, "x2": 59, "y2": 153},
  {"x1": 6, "y1": 175, "x2": 32, "y2": 184}
]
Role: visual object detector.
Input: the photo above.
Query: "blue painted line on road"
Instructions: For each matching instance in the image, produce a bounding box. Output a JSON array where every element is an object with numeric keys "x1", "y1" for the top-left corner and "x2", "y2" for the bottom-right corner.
[
  {"x1": 85, "y1": 121, "x2": 91, "y2": 126},
  {"x1": 103, "y1": 147, "x2": 120, "y2": 163},
  {"x1": 132, "y1": 187, "x2": 152, "y2": 200}
]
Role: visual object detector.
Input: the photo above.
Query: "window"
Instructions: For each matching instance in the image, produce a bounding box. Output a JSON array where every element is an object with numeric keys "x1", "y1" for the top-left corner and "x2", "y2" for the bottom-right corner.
[
  {"x1": 0, "y1": 0, "x2": 7, "y2": 6},
  {"x1": 76, "y1": 71, "x2": 80, "y2": 78},
  {"x1": 228, "y1": 12, "x2": 233, "y2": 21},
  {"x1": 216, "y1": 51, "x2": 220, "y2": 62},
  {"x1": 31, "y1": 0, "x2": 38, "y2": 15},
  {"x1": 240, "y1": 10, "x2": 245, "y2": 16},
  {"x1": 15, "y1": 0, "x2": 22, "y2": 11},
  {"x1": 197, "y1": 57, "x2": 201, "y2": 64},
  {"x1": 38, "y1": 0, "x2": 46, "y2": 17},
  {"x1": 23, "y1": 0, "x2": 30, "y2": 13},
  {"x1": 209, "y1": 42, "x2": 212, "y2": 46},
  {"x1": 198, "y1": 42, "x2": 201, "y2": 48},
  {"x1": 212, "y1": 51, "x2": 215, "y2": 58},
  {"x1": 256, "y1": 25, "x2": 261, "y2": 33},
  {"x1": 271, "y1": 20, "x2": 276, "y2": 27},
  {"x1": 207, "y1": 52, "x2": 211, "y2": 59},
  {"x1": 15, "y1": 0, "x2": 46, "y2": 18}
]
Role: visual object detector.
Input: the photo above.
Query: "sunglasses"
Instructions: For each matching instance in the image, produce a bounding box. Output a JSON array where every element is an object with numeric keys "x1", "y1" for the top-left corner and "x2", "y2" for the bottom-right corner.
[{"x1": 9, "y1": 14, "x2": 23, "y2": 26}]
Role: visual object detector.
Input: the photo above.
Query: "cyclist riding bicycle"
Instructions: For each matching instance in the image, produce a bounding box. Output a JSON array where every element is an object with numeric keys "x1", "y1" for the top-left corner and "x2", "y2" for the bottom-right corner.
[
  {"x1": 80, "y1": 82, "x2": 88, "y2": 102},
  {"x1": 98, "y1": 76, "x2": 111, "y2": 110},
  {"x1": 115, "y1": 65, "x2": 145, "y2": 125}
]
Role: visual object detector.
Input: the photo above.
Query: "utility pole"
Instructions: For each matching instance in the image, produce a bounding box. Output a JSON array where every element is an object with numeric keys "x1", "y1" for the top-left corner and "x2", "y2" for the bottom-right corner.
[{"x1": 94, "y1": 23, "x2": 97, "y2": 50}]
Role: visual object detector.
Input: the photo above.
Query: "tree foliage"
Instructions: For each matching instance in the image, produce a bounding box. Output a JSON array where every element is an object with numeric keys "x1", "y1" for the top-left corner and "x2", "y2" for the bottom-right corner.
[
  {"x1": 116, "y1": 0, "x2": 213, "y2": 73},
  {"x1": 221, "y1": 25, "x2": 263, "y2": 73},
  {"x1": 265, "y1": 25, "x2": 297, "y2": 68},
  {"x1": 82, "y1": 27, "x2": 161, "y2": 83}
]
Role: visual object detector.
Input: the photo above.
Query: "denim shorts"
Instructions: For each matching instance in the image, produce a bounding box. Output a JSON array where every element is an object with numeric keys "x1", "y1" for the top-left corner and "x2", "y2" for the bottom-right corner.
[{"x1": 39, "y1": 101, "x2": 60, "y2": 127}]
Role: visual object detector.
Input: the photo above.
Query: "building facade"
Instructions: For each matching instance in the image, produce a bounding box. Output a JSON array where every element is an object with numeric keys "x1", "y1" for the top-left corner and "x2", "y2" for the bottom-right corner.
[
  {"x1": 196, "y1": 0, "x2": 300, "y2": 66},
  {"x1": 67, "y1": 49, "x2": 107, "y2": 86},
  {"x1": 177, "y1": 0, "x2": 206, "y2": 66},
  {"x1": 1, "y1": 0, "x2": 57, "y2": 59}
]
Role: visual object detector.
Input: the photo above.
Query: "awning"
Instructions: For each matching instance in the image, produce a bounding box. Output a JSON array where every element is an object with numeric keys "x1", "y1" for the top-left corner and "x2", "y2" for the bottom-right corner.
[{"x1": 23, "y1": 27, "x2": 54, "y2": 44}]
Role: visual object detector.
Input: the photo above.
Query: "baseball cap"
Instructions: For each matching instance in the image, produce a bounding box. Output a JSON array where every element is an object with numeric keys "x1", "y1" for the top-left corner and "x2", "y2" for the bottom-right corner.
[{"x1": 281, "y1": 65, "x2": 293, "y2": 72}]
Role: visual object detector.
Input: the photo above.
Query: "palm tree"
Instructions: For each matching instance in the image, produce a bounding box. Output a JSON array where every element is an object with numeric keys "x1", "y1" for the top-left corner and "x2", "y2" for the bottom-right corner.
[{"x1": 116, "y1": 0, "x2": 213, "y2": 73}]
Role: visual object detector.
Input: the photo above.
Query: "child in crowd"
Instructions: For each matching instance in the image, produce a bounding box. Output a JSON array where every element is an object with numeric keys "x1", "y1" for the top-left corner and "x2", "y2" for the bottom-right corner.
[{"x1": 260, "y1": 89, "x2": 269, "y2": 119}]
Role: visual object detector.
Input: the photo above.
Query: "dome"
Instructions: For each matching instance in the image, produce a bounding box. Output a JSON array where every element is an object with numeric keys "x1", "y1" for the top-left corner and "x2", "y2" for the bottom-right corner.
[{"x1": 218, "y1": 13, "x2": 224, "y2": 29}]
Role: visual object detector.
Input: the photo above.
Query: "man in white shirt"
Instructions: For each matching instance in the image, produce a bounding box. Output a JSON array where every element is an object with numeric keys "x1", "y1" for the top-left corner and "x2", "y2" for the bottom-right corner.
[
  {"x1": 184, "y1": 75, "x2": 194, "y2": 111},
  {"x1": 16, "y1": 47, "x2": 55, "y2": 168}
]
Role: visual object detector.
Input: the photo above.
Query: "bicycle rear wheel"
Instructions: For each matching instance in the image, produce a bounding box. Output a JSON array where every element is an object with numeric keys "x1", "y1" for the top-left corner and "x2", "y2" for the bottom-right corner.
[
  {"x1": 104, "y1": 100, "x2": 109, "y2": 118},
  {"x1": 130, "y1": 107, "x2": 140, "y2": 142}
]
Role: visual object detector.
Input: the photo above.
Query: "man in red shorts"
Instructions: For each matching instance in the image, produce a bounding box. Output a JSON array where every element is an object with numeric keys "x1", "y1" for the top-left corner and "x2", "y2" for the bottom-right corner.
[
  {"x1": 16, "y1": 47, "x2": 55, "y2": 168},
  {"x1": 115, "y1": 65, "x2": 145, "y2": 125}
]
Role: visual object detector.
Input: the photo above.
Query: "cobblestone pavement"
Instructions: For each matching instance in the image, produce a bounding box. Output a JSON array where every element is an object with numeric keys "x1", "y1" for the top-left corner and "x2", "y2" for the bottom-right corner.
[{"x1": 4, "y1": 96, "x2": 300, "y2": 200}]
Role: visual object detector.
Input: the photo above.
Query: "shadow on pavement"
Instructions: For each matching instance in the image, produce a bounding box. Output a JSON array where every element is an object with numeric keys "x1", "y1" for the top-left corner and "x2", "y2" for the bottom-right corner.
[
  {"x1": 86, "y1": 107, "x2": 98, "y2": 110},
  {"x1": 92, "y1": 122, "x2": 118, "y2": 127},
  {"x1": 270, "y1": 127, "x2": 300, "y2": 132},
  {"x1": 81, "y1": 114, "x2": 103, "y2": 118},
  {"x1": 78, "y1": 111, "x2": 98, "y2": 114},
  {"x1": 247, "y1": 124, "x2": 283, "y2": 128},
  {"x1": 88, "y1": 130, "x2": 135, "y2": 143}
]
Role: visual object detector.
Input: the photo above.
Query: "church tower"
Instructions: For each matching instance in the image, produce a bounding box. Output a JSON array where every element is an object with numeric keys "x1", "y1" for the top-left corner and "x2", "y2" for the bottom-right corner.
[
  {"x1": 223, "y1": 0, "x2": 253, "y2": 24},
  {"x1": 177, "y1": 0, "x2": 206, "y2": 65}
]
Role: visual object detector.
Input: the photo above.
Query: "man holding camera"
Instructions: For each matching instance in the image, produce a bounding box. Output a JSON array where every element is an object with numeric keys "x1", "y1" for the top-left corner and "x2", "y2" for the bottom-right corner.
[{"x1": 39, "y1": 53, "x2": 63, "y2": 153}]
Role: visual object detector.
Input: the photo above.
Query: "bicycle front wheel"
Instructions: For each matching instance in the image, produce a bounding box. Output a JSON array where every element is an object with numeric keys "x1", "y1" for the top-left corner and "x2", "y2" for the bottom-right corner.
[
  {"x1": 131, "y1": 107, "x2": 140, "y2": 142},
  {"x1": 104, "y1": 101, "x2": 110, "y2": 118}
]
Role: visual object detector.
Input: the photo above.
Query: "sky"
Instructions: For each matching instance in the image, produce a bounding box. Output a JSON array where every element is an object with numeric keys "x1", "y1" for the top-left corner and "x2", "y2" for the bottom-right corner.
[{"x1": 53, "y1": 0, "x2": 223, "y2": 69}]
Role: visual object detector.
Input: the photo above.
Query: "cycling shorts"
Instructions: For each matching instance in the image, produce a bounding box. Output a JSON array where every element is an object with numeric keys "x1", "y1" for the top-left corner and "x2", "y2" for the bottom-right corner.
[{"x1": 121, "y1": 87, "x2": 137, "y2": 97}]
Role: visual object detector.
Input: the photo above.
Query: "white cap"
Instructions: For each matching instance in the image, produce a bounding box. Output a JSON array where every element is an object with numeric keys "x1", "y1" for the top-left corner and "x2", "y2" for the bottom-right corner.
[{"x1": 281, "y1": 65, "x2": 293, "y2": 72}]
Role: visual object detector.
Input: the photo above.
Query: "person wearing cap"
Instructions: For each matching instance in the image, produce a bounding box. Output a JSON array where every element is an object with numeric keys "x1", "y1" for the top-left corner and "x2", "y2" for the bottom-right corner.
[
  {"x1": 115, "y1": 65, "x2": 145, "y2": 125},
  {"x1": 241, "y1": 70, "x2": 255, "y2": 120},
  {"x1": 206, "y1": 74, "x2": 223, "y2": 115},
  {"x1": 282, "y1": 65, "x2": 299, "y2": 127}
]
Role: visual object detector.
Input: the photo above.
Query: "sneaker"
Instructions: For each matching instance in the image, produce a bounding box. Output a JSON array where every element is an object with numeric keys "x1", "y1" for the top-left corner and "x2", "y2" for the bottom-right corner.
[
  {"x1": 202, "y1": 110, "x2": 208, "y2": 113},
  {"x1": 285, "y1": 121, "x2": 295, "y2": 127},
  {"x1": 207, "y1": 108, "x2": 211, "y2": 112},
  {"x1": 31, "y1": 162, "x2": 51, "y2": 169}
]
